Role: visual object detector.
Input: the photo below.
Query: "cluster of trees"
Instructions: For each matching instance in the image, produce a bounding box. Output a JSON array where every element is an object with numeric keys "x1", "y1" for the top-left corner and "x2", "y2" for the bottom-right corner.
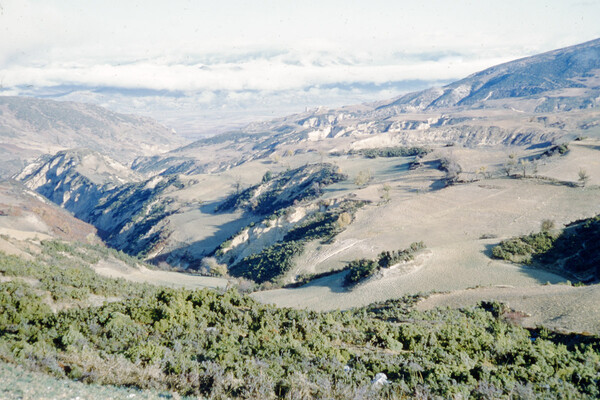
[
  {"x1": 352, "y1": 146, "x2": 430, "y2": 159},
  {"x1": 438, "y1": 156, "x2": 463, "y2": 184},
  {"x1": 501, "y1": 145, "x2": 571, "y2": 179},
  {"x1": 1, "y1": 247, "x2": 600, "y2": 399}
]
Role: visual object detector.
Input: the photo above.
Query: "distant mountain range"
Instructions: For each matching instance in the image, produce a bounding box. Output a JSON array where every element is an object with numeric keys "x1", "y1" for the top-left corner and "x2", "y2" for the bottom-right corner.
[
  {"x1": 5, "y1": 39, "x2": 599, "y2": 178},
  {"x1": 131, "y1": 39, "x2": 600, "y2": 176},
  {"x1": 375, "y1": 38, "x2": 600, "y2": 113},
  {"x1": 0, "y1": 96, "x2": 188, "y2": 177}
]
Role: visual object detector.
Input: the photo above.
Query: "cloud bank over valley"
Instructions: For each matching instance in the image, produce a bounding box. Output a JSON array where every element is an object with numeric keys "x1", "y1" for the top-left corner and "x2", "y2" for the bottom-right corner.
[{"x1": 1, "y1": 0, "x2": 599, "y2": 136}]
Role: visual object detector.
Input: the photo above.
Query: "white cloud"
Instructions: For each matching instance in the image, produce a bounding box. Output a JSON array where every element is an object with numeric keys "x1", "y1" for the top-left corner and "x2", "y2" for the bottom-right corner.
[
  {"x1": 2, "y1": 51, "x2": 514, "y2": 93},
  {"x1": 1, "y1": 0, "x2": 599, "y2": 135},
  {"x1": 3, "y1": 0, "x2": 599, "y2": 70}
]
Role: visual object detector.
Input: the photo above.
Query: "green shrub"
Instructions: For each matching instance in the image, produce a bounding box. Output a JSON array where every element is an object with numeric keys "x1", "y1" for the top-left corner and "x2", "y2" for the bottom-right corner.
[
  {"x1": 344, "y1": 259, "x2": 379, "y2": 286},
  {"x1": 0, "y1": 242, "x2": 155, "y2": 302},
  {"x1": 491, "y1": 232, "x2": 556, "y2": 263},
  {"x1": 229, "y1": 241, "x2": 304, "y2": 283},
  {"x1": 344, "y1": 242, "x2": 426, "y2": 287},
  {"x1": 353, "y1": 147, "x2": 430, "y2": 158},
  {"x1": 491, "y1": 215, "x2": 600, "y2": 281},
  {"x1": 0, "y1": 281, "x2": 52, "y2": 334},
  {"x1": 0, "y1": 270, "x2": 599, "y2": 399},
  {"x1": 2, "y1": 242, "x2": 600, "y2": 399}
]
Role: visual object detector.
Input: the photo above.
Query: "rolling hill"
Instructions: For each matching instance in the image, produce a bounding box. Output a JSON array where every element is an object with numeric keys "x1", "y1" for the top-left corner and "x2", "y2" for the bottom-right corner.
[{"x1": 4, "y1": 37, "x2": 600, "y2": 400}]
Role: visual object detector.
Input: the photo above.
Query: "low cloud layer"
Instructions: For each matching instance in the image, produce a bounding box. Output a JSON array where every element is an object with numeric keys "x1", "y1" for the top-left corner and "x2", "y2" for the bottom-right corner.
[
  {"x1": 2, "y1": 50, "x2": 513, "y2": 93},
  {"x1": 1, "y1": 0, "x2": 599, "y2": 135}
]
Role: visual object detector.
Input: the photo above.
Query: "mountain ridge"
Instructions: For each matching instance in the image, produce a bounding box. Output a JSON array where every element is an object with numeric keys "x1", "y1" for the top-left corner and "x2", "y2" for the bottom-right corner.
[
  {"x1": 376, "y1": 38, "x2": 600, "y2": 113},
  {"x1": 131, "y1": 39, "x2": 600, "y2": 176},
  {"x1": 12, "y1": 39, "x2": 600, "y2": 287},
  {"x1": 0, "y1": 96, "x2": 188, "y2": 177}
]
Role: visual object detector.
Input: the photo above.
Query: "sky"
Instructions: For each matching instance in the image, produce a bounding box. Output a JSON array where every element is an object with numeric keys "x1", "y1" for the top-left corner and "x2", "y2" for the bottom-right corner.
[{"x1": 1, "y1": 0, "x2": 599, "y2": 136}]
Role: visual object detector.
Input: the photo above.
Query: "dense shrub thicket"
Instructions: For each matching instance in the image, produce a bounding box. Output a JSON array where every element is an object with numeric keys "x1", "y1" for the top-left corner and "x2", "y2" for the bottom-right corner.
[
  {"x1": 491, "y1": 232, "x2": 556, "y2": 264},
  {"x1": 357, "y1": 147, "x2": 430, "y2": 158},
  {"x1": 492, "y1": 215, "x2": 600, "y2": 281},
  {"x1": 229, "y1": 241, "x2": 304, "y2": 284},
  {"x1": 1, "y1": 248, "x2": 600, "y2": 399},
  {"x1": 337, "y1": 146, "x2": 430, "y2": 159},
  {"x1": 344, "y1": 242, "x2": 426, "y2": 287},
  {"x1": 0, "y1": 241, "x2": 152, "y2": 301}
]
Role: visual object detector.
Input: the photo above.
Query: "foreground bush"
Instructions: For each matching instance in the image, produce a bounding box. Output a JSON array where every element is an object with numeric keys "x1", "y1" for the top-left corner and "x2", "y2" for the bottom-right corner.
[{"x1": 1, "y1": 246, "x2": 600, "y2": 399}]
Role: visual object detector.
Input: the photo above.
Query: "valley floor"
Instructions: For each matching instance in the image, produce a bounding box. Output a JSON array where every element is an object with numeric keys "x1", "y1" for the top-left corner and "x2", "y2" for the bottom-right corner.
[
  {"x1": 4, "y1": 139, "x2": 600, "y2": 338},
  {"x1": 252, "y1": 177, "x2": 600, "y2": 328}
]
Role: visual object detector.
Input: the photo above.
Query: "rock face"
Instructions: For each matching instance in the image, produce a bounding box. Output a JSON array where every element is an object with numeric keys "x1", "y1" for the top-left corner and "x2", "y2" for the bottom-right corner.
[
  {"x1": 15, "y1": 149, "x2": 140, "y2": 219},
  {"x1": 16, "y1": 149, "x2": 353, "y2": 267},
  {"x1": 371, "y1": 373, "x2": 388, "y2": 388},
  {"x1": 0, "y1": 96, "x2": 187, "y2": 177},
  {"x1": 215, "y1": 164, "x2": 347, "y2": 215}
]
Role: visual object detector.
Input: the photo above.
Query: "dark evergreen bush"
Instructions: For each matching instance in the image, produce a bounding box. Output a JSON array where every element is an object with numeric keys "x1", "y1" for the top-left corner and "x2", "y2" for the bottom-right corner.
[
  {"x1": 491, "y1": 215, "x2": 600, "y2": 281},
  {"x1": 1, "y1": 260, "x2": 599, "y2": 399},
  {"x1": 344, "y1": 242, "x2": 426, "y2": 287},
  {"x1": 351, "y1": 147, "x2": 430, "y2": 158}
]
